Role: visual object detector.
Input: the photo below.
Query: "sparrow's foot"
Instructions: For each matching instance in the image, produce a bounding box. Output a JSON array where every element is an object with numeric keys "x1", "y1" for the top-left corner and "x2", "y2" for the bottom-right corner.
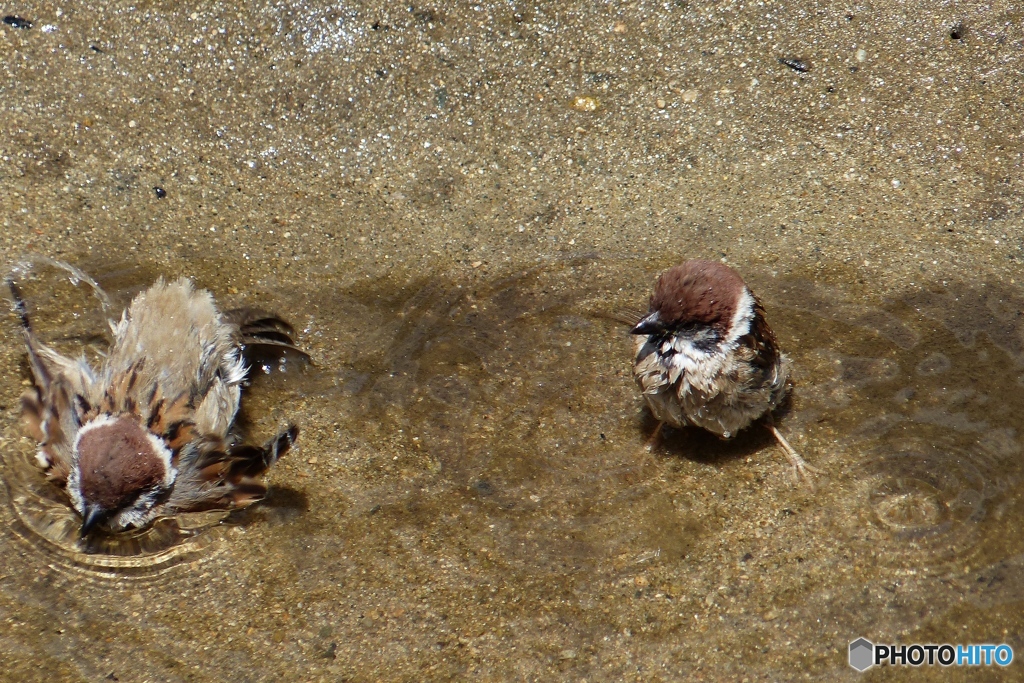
[
  {"x1": 644, "y1": 422, "x2": 665, "y2": 452},
  {"x1": 766, "y1": 423, "x2": 821, "y2": 489}
]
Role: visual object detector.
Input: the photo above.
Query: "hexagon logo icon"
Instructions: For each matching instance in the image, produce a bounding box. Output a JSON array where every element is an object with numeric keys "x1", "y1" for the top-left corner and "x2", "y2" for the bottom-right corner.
[{"x1": 849, "y1": 638, "x2": 874, "y2": 671}]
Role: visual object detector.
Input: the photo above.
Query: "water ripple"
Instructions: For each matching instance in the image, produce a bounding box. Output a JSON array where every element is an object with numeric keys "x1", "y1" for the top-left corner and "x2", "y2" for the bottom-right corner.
[
  {"x1": 2, "y1": 445, "x2": 229, "y2": 579},
  {"x1": 849, "y1": 436, "x2": 1020, "y2": 574}
]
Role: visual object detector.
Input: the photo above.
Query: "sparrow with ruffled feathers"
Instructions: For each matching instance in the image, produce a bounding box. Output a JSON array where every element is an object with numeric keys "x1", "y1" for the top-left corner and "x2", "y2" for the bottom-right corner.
[
  {"x1": 630, "y1": 260, "x2": 818, "y2": 484},
  {"x1": 9, "y1": 275, "x2": 307, "y2": 536}
]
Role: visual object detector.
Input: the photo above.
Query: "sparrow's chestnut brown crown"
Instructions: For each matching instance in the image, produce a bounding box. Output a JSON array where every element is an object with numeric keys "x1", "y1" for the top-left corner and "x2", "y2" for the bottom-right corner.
[
  {"x1": 631, "y1": 260, "x2": 745, "y2": 336},
  {"x1": 71, "y1": 415, "x2": 174, "y2": 535}
]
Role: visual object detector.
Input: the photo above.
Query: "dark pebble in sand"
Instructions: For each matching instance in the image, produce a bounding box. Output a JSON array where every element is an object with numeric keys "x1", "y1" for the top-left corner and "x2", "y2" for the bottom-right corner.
[
  {"x1": 472, "y1": 480, "x2": 495, "y2": 496},
  {"x1": 3, "y1": 16, "x2": 33, "y2": 29},
  {"x1": 778, "y1": 57, "x2": 810, "y2": 73},
  {"x1": 154, "y1": 186, "x2": 167, "y2": 198}
]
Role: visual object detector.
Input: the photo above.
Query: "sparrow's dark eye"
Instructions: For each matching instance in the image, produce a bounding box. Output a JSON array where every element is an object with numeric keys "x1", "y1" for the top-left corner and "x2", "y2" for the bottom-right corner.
[
  {"x1": 666, "y1": 324, "x2": 721, "y2": 352},
  {"x1": 667, "y1": 320, "x2": 714, "y2": 339},
  {"x1": 673, "y1": 321, "x2": 703, "y2": 334}
]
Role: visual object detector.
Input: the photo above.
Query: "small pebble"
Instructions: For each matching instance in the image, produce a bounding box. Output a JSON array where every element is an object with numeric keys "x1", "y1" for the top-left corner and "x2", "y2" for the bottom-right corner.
[
  {"x1": 153, "y1": 186, "x2": 167, "y2": 198},
  {"x1": 570, "y1": 95, "x2": 599, "y2": 112},
  {"x1": 856, "y1": 48, "x2": 867, "y2": 62},
  {"x1": 612, "y1": 21, "x2": 627, "y2": 34},
  {"x1": 3, "y1": 16, "x2": 33, "y2": 29},
  {"x1": 656, "y1": 98, "x2": 667, "y2": 109},
  {"x1": 682, "y1": 89, "x2": 699, "y2": 103},
  {"x1": 778, "y1": 57, "x2": 810, "y2": 73}
]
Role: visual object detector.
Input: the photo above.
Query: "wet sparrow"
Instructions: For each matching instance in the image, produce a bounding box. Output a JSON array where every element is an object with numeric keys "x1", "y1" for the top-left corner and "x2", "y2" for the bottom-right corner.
[
  {"x1": 630, "y1": 260, "x2": 817, "y2": 483},
  {"x1": 9, "y1": 276, "x2": 308, "y2": 535}
]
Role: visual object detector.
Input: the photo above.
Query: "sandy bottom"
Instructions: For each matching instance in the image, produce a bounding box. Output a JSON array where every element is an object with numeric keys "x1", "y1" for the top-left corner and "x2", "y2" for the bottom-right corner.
[{"x1": 1, "y1": 1, "x2": 1022, "y2": 681}]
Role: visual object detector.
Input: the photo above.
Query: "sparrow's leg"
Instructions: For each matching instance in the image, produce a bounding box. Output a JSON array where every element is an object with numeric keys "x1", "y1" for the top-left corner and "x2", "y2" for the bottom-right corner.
[
  {"x1": 764, "y1": 415, "x2": 820, "y2": 488},
  {"x1": 644, "y1": 421, "x2": 665, "y2": 451}
]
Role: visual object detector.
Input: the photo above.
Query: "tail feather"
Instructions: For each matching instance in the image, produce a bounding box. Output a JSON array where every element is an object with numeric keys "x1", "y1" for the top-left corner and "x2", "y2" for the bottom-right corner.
[
  {"x1": 241, "y1": 329, "x2": 296, "y2": 346},
  {"x1": 8, "y1": 278, "x2": 52, "y2": 390},
  {"x1": 224, "y1": 308, "x2": 297, "y2": 337},
  {"x1": 242, "y1": 337, "x2": 311, "y2": 359},
  {"x1": 224, "y1": 307, "x2": 311, "y2": 369},
  {"x1": 239, "y1": 316, "x2": 296, "y2": 336},
  {"x1": 9, "y1": 278, "x2": 82, "y2": 481}
]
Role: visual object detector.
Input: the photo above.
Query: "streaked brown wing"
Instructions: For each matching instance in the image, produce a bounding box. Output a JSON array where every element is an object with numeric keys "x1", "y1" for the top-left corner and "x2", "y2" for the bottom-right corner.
[{"x1": 169, "y1": 425, "x2": 299, "y2": 511}]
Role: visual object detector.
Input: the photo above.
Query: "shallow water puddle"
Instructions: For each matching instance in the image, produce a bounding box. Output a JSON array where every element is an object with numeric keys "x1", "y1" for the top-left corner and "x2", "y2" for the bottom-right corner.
[{"x1": 2, "y1": 258, "x2": 1023, "y2": 675}]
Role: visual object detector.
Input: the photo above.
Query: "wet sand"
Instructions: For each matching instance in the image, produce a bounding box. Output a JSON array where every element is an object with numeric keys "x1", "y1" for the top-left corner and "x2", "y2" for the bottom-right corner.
[{"x1": 1, "y1": 1, "x2": 1022, "y2": 681}]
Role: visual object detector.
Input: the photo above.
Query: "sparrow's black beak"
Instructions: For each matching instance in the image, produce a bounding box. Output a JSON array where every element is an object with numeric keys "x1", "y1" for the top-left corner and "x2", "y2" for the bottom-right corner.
[
  {"x1": 80, "y1": 504, "x2": 104, "y2": 537},
  {"x1": 631, "y1": 311, "x2": 666, "y2": 335}
]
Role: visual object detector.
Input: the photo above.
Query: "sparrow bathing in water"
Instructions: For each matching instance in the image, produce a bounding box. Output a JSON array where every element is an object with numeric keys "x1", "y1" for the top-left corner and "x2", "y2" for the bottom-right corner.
[
  {"x1": 9, "y1": 275, "x2": 307, "y2": 536},
  {"x1": 630, "y1": 260, "x2": 818, "y2": 484}
]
